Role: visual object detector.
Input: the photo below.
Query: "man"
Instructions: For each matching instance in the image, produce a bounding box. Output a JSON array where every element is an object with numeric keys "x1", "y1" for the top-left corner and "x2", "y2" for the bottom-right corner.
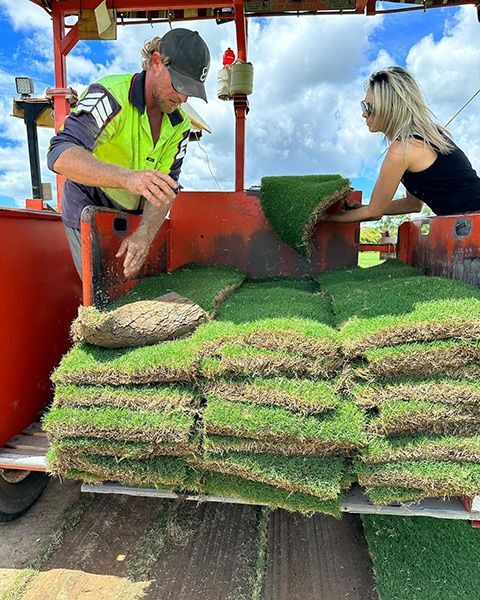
[{"x1": 48, "y1": 28, "x2": 210, "y2": 278}]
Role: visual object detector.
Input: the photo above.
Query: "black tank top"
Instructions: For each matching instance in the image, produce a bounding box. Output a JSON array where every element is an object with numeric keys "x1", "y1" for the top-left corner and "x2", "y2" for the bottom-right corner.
[{"x1": 401, "y1": 137, "x2": 480, "y2": 216}]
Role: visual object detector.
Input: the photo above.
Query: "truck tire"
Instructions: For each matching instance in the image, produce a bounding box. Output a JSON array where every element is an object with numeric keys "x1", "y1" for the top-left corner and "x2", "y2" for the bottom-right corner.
[{"x1": 0, "y1": 471, "x2": 49, "y2": 522}]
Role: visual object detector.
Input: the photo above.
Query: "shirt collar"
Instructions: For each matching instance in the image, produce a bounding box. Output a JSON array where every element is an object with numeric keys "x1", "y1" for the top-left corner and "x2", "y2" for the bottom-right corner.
[{"x1": 129, "y1": 70, "x2": 184, "y2": 126}]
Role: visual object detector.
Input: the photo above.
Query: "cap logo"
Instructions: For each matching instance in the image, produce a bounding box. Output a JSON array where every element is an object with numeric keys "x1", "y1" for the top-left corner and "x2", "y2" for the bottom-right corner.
[{"x1": 200, "y1": 66, "x2": 208, "y2": 82}]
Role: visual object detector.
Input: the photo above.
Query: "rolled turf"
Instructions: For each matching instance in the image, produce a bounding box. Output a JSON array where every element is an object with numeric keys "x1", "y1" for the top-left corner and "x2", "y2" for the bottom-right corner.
[
  {"x1": 52, "y1": 317, "x2": 341, "y2": 386},
  {"x1": 203, "y1": 396, "x2": 367, "y2": 455},
  {"x1": 109, "y1": 263, "x2": 246, "y2": 313},
  {"x1": 356, "y1": 459, "x2": 480, "y2": 497},
  {"x1": 204, "y1": 435, "x2": 346, "y2": 457},
  {"x1": 363, "y1": 514, "x2": 480, "y2": 600},
  {"x1": 203, "y1": 471, "x2": 342, "y2": 516},
  {"x1": 341, "y1": 298, "x2": 480, "y2": 357},
  {"x1": 366, "y1": 399, "x2": 480, "y2": 437},
  {"x1": 53, "y1": 384, "x2": 197, "y2": 412},
  {"x1": 365, "y1": 486, "x2": 434, "y2": 506},
  {"x1": 202, "y1": 378, "x2": 340, "y2": 414},
  {"x1": 47, "y1": 446, "x2": 199, "y2": 490},
  {"x1": 360, "y1": 434, "x2": 480, "y2": 464},
  {"x1": 188, "y1": 451, "x2": 352, "y2": 499},
  {"x1": 351, "y1": 378, "x2": 480, "y2": 409},
  {"x1": 42, "y1": 406, "x2": 195, "y2": 444},
  {"x1": 357, "y1": 340, "x2": 480, "y2": 380},
  {"x1": 259, "y1": 174, "x2": 351, "y2": 256},
  {"x1": 50, "y1": 435, "x2": 199, "y2": 459}
]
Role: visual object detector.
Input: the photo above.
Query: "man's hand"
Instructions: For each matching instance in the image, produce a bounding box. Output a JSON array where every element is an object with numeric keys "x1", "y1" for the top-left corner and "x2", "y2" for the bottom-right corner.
[
  {"x1": 116, "y1": 230, "x2": 152, "y2": 279},
  {"x1": 125, "y1": 170, "x2": 178, "y2": 208}
]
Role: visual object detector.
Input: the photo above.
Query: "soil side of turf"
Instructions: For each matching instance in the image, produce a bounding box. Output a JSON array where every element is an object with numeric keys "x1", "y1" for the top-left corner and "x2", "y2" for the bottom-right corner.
[{"x1": 262, "y1": 511, "x2": 378, "y2": 600}]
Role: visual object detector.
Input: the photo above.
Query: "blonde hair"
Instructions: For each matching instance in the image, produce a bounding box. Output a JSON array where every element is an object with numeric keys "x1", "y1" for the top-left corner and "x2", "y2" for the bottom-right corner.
[
  {"x1": 366, "y1": 66, "x2": 454, "y2": 154},
  {"x1": 140, "y1": 36, "x2": 169, "y2": 70}
]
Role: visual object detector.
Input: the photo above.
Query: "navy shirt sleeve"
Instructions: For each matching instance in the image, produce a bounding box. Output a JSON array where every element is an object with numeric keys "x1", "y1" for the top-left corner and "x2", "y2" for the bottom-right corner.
[{"x1": 47, "y1": 83, "x2": 121, "y2": 172}]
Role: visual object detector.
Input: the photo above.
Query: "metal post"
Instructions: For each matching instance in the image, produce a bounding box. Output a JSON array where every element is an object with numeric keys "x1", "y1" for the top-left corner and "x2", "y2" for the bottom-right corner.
[{"x1": 233, "y1": 0, "x2": 248, "y2": 192}]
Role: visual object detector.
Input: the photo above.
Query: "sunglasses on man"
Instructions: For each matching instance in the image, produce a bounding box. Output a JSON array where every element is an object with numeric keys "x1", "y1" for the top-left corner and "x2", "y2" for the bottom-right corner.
[{"x1": 361, "y1": 101, "x2": 374, "y2": 117}]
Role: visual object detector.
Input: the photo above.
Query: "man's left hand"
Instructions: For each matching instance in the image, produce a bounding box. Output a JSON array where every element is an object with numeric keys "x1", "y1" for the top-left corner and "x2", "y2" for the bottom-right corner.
[{"x1": 116, "y1": 230, "x2": 152, "y2": 278}]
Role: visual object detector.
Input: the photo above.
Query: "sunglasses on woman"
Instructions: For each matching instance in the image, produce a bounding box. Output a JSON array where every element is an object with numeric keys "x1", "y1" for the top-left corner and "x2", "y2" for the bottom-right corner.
[{"x1": 361, "y1": 101, "x2": 374, "y2": 117}]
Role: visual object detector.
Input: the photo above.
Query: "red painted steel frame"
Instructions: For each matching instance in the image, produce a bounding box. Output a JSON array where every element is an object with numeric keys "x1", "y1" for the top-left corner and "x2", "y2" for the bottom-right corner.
[
  {"x1": 0, "y1": 209, "x2": 81, "y2": 448},
  {"x1": 397, "y1": 214, "x2": 480, "y2": 287},
  {"x1": 81, "y1": 207, "x2": 169, "y2": 308},
  {"x1": 169, "y1": 191, "x2": 359, "y2": 276}
]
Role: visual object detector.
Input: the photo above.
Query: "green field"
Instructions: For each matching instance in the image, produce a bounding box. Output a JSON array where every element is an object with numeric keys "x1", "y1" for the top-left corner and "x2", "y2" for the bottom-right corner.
[{"x1": 358, "y1": 251, "x2": 384, "y2": 268}]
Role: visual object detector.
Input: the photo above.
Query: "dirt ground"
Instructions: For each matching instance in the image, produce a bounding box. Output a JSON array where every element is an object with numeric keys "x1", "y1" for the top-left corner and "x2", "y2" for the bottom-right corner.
[{"x1": 0, "y1": 478, "x2": 378, "y2": 600}]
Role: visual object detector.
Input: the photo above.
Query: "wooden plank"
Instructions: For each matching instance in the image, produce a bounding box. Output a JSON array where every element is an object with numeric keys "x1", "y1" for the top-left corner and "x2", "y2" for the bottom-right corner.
[
  {"x1": 6, "y1": 434, "x2": 50, "y2": 451},
  {"x1": 22, "y1": 422, "x2": 47, "y2": 436}
]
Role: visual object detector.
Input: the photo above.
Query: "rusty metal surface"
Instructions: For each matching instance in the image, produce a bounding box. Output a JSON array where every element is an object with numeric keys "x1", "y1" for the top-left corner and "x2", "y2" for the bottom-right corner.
[
  {"x1": 169, "y1": 191, "x2": 359, "y2": 277},
  {"x1": 262, "y1": 511, "x2": 378, "y2": 600},
  {"x1": 81, "y1": 207, "x2": 169, "y2": 308},
  {"x1": 397, "y1": 214, "x2": 480, "y2": 287}
]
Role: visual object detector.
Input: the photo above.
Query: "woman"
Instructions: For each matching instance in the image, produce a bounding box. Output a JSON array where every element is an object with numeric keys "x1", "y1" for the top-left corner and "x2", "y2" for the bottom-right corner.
[{"x1": 325, "y1": 66, "x2": 480, "y2": 223}]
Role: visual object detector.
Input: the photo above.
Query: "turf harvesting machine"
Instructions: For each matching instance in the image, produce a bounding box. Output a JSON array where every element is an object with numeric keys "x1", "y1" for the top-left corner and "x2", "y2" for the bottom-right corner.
[{"x1": 1, "y1": 0, "x2": 480, "y2": 524}]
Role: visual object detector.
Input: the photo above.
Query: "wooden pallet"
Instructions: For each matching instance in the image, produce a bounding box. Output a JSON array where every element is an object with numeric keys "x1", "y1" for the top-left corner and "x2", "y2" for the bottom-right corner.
[{"x1": 0, "y1": 422, "x2": 48, "y2": 471}]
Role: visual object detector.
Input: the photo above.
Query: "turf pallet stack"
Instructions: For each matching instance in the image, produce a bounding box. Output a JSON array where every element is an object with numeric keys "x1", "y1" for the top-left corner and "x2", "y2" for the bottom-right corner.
[
  {"x1": 317, "y1": 260, "x2": 480, "y2": 505},
  {"x1": 45, "y1": 273, "x2": 367, "y2": 516},
  {"x1": 194, "y1": 279, "x2": 367, "y2": 515},
  {"x1": 44, "y1": 264, "x2": 246, "y2": 492}
]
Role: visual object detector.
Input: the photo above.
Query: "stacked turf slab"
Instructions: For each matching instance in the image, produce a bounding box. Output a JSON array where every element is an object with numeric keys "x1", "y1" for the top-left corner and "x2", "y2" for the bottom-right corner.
[
  {"x1": 46, "y1": 274, "x2": 363, "y2": 516},
  {"x1": 45, "y1": 264, "x2": 246, "y2": 491},
  {"x1": 197, "y1": 278, "x2": 365, "y2": 516},
  {"x1": 317, "y1": 260, "x2": 480, "y2": 505}
]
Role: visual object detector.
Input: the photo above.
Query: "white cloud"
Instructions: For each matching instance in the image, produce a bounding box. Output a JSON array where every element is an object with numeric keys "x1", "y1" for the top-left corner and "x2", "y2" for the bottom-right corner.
[{"x1": 0, "y1": 5, "x2": 479, "y2": 206}]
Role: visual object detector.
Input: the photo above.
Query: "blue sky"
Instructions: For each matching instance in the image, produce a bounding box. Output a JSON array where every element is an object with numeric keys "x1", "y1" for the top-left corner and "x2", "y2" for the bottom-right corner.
[{"x1": 0, "y1": 2, "x2": 478, "y2": 208}]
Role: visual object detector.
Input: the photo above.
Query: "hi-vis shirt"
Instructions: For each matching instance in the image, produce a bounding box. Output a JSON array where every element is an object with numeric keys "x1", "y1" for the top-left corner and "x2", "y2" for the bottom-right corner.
[{"x1": 47, "y1": 71, "x2": 191, "y2": 229}]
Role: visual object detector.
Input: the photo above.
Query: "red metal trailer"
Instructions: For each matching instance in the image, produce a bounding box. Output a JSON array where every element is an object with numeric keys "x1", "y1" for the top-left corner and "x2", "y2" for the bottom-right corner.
[{"x1": 1, "y1": 0, "x2": 479, "y2": 522}]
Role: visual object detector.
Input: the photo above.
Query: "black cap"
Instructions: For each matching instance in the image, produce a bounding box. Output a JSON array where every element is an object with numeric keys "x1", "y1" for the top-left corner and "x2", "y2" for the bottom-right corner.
[{"x1": 160, "y1": 28, "x2": 210, "y2": 102}]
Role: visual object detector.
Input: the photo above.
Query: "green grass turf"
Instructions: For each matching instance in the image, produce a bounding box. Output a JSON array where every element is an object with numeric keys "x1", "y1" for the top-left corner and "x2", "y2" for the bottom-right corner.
[
  {"x1": 203, "y1": 377, "x2": 340, "y2": 414},
  {"x1": 42, "y1": 406, "x2": 195, "y2": 443},
  {"x1": 53, "y1": 384, "x2": 197, "y2": 412},
  {"x1": 358, "y1": 252, "x2": 384, "y2": 268},
  {"x1": 359, "y1": 340, "x2": 480, "y2": 379},
  {"x1": 365, "y1": 486, "x2": 433, "y2": 506},
  {"x1": 204, "y1": 435, "x2": 343, "y2": 456},
  {"x1": 314, "y1": 259, "x2": 422, "y2": 289},
  {"x1": 356, "y1": 459, "x2": 480, "y2": 496},
  {"x1": 109, "y1": 263, "x2": 245, "y2": 311},
  {"x1": 361, "y1": 434, "x2": 480, "y2": 464},
  {"x1": 199, "y1": 343, "x2": 340, "y2": 380},
  {"x1": 259, "y1": 174, "x2": 350, "y2": 256},
  {"x1": 50, "y1": 435, "x2": 199, "y2": 459},
  {"x1": 47, "y1": 445, "x2": 190, "y2": 487},
  {"x1": 329, "y1": 275, "x2": 480, "y2": 325},
  {"x1": 362, "y1": 514, "x2": 480, "y2": 600},
  {"x1": 203, "y1": 397, "x2": 367, "y2": 452},
  {"x1": 367, "y1": 399, "x2": 480, "y2": 436},
  {"x1": 351, "y1": 377, "x2": 480, "y2": 408},
  {"x1": 190, "y1": 451, "x2": 352, "y2": 499},
  {"x1": 215, "y1": 280, "x2": 335, "y2": 325},
  {"x1": 47, "y1": 447, "x2": 201, "y2": 491},
  {"x1": 340, "y1": 298, "x2": 480, "y2": 356},
  {"x1": 53, "y1": 317, "x2": 340, "y2": 386},
  {"x1": 203, "y1": 471, "x2": 342, "y2": 516}
]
